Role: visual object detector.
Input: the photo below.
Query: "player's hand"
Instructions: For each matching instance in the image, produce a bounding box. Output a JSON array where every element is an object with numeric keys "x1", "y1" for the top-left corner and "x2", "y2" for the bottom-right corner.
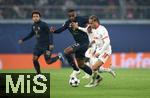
[
  {"x1": 94, "y1": 53, "x2": 100, "y2": 58},
  {"x1": 18, "y1": 39, "x2": 23, "y2": 44},
  {"x1": 46, "y1": 50, "x2": 51, "y2": 55},
  {"x1": 87, "y1": 26, "x2": 92, "y2": 33},
  {"x1": 89, "y1": 40, "x2": 95, "y2": 47},
  {"x1": 49, "y1": 45, "x2": 54, "y2": 50},
  {"x1": 50, "y1": 26, "x2": 56, "y2": 33},
  {"x1": 71, "y1": 22, "x2": 78, "y2": 29}
]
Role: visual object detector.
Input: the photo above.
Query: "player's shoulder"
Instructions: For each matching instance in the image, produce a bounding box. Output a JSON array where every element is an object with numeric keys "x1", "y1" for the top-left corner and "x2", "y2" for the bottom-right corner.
[
  {"x1": 63, "y1": 19, "x2": 70, "y2": 26},
  {"x1": 99, "y1": 25, "x2": 107, "y2": 31},
  {"x1": 40, "y1": 21, "x2": 49, "y2": 28},
  {"x1": 41, "y1": 21, "x2": 48, "y2": 25}
]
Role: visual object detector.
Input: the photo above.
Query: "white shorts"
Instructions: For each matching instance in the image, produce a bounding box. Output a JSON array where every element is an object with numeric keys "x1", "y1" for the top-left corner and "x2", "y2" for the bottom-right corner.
[
  {"x1": 85, "y1": 47, "x2": 112, "y2": 65},
  {"x1": 85, "y1": 47, "x2": 95, "y2": 58}
]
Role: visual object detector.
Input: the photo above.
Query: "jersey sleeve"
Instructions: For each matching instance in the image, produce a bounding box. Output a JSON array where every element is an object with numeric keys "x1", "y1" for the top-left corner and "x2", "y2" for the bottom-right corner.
[
  {"x1": 53, "y1": 21, "x2": 68, "y2": 33},
  {"x1": 45, "y1": 23, "x2": 53, "y2": 45},
  {"x1": 96, "y1": 26, "x2": 110, "y2": 55},
  {"x1": 22, "y1": 27, "x2": 35, "y2": 42},
  {"x1": 101, "y1": 26, "x2": 110, "y2": 41},
  {"x1": 78, "y1": 26, "x2": 88, "y2": 33}
]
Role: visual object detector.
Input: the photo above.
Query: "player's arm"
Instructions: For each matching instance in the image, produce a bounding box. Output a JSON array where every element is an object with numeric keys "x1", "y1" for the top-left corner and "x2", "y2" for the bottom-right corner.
[
  {"x1": 45, "y1": 23, "x2": 54, "y2": 50},
  {"x1": 71, "y1": 22, "x2": 88, "y2": 33},
  {"x1": 51, "y1": 22, "x2": 68, "y2": 34},
  {"x1": 48, "y1": 28, "x2": 54, "y2": 50},
  {"x1": 97, "y1": 37, "x2": 110, "y2": 55},
  {"x1": 95, "y1": 28, "x2": 110, "y2": 57},
  {"x1": 18, "y1": 30, "x2": 34, "y2": 44}
]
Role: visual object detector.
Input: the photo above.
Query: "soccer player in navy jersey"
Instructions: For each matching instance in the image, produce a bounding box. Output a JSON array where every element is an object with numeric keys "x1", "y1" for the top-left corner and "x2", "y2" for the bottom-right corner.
[
  {"x1": 50, "y1": 9, "x2": 92, "y2": 77},
  {"x1": 18, "y1": 11, "x2": 59, "y2": 75}
]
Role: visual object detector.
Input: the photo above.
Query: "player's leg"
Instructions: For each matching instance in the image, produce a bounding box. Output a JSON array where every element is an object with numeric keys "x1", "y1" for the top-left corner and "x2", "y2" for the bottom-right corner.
[
  {"x1": 90, "y1": 53, "x2": 111, "y2": 87},
  {"x1": 84, "y1": 59, "x2": 103, "y2": 87},
  {"x1": 82, "y1": 47, "x2": 94, "y2": 79},
  {"x1": 44, "y1": 50, "x2": 59, "y2": 64},
  {"x1": 69, "y1": 43, "x2": 92, "y2": 77},
  {"x1": 63, "y1": 46, "x2": 80, "y2": 74},
  {"x1": 33, "y1": 55, "x2": 41, "y2": 74},
  {"x1": 98, "y1": 55, "x2": 116, "y2": 77},
  {"x1": 99, "y1": 67, "x2": 116, "y2": 77},
  {"x1": 33, "y1": 47, "x2": 42, "y2": 74},
  {"x1": 76, "y1": 57, "x2": 93, "y2": 76},
  {"x1": 82, "y1": 58, "x2": 91, "y2": 79}
]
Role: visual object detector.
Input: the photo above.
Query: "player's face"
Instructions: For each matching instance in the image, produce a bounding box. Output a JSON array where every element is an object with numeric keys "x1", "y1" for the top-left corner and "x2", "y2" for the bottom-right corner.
[
  {"x1": 32, "y1": 14, "x2": 40, "y2": 23},
  {"x1": 68, "y1": 12, "x2": 76, "y2": 22},
  {"x1": 89, "y1": 19, "x2": 96, "y2": 28}
]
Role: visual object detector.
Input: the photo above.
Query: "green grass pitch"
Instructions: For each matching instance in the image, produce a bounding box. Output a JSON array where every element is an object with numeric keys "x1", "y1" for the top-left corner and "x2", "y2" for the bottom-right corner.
[{"x1": 1, "y1": 68, "x2": 150, "y2": 98}]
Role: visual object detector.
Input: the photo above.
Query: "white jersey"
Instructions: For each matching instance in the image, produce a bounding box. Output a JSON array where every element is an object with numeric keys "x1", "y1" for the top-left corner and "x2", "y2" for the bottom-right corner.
[
  {"x1": 79, "y1": 25, "x2": 112, "y2": 63},
  {"x1": 92, "y1": 25, "x2": 111, "y2": 53}
]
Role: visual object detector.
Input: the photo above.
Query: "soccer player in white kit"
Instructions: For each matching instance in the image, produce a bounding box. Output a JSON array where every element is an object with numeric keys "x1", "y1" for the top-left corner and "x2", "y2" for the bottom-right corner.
[{"x1": 72, "y1": 15, "x2": 115, "y2": 87}]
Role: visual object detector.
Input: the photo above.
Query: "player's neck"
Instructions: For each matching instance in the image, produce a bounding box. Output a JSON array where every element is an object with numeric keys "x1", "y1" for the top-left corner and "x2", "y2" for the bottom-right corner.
[
  {"x1": 34, "y1": 20, "x2": 41, "y2": 24},
  {"x1": 95, "y1": 23, "x2": 100, "y2": 29}
]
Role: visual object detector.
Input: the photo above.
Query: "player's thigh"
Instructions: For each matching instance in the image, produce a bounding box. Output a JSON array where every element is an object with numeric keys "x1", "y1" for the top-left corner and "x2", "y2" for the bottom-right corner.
[
  {"x1": 92, "y1": 52, "x2": 110, "y2": 71},
  {"x1": 64, "y1": 46, "x2": 74, "y2": 54},
  {"x1": 76, "y1": 58, "x2": 85, "y2": 68},
  {"x1": 85, "y1": 47, "x2": 95, "y2": 58},
  {"x1": 92, "y1": 60, "x2": 104, "y2": 71},
  {"x1": 71, "y1": 43, "x2": 88, "y2": 52},
  {"x1": 33, "y1": 47, "x2": 43, "y2": 61},
  {"x1": 43, "y1": 50, "x2": 52, "y2": 61}
]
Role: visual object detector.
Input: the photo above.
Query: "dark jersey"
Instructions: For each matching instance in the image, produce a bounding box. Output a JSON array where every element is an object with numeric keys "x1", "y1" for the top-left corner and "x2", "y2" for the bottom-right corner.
[
  {"x1": 22, "y1": 20, "x2": 53, "y2": 48},
  {"x1": 54, "y1": 16, "x2": 89, "y2": 44}
]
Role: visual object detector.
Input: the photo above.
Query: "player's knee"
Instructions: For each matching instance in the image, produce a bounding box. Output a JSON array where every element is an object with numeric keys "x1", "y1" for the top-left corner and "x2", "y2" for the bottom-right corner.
[
  {"x1": 45, "y1": 60, "x2": 52, "y2": 64},
  {"x1": 77, "y1": 59, "x2": 85, "y2": 68},
  {"x1": 64, "y1": 50, "x2": 69, "y2": 54},
  {"x1": 64, "y1": 47, "x2": 73, "y2": 54},
  {"x1": 92, "y1": 65, "x2": 99, "y2": 71},
  {"x1": 78, "y1": 64, "x2": 85, "y2": 69},
  {"x1": 33, "y1": 56, "x2": 39, "y2": 61}
]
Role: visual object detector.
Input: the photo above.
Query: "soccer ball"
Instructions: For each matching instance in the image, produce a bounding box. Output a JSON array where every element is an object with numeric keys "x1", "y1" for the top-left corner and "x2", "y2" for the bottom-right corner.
[{"x1": 69, "y1": 76, "x2": 80, "y2": 87}]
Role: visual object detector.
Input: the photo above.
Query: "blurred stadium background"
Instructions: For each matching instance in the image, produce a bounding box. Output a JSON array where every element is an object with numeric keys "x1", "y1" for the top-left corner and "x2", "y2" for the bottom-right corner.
[
  {"x1": 0, "y1": 0, "x2": 150, "y2": 69},
  {"x1": 0, "y1": 0, "x2": 150, "y2": 98}
]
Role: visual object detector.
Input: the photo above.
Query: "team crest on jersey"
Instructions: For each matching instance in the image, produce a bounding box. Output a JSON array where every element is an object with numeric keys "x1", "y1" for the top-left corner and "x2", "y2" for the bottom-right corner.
[{"x1": 33, "y1": 26, "x2": 40, "y2": 38}]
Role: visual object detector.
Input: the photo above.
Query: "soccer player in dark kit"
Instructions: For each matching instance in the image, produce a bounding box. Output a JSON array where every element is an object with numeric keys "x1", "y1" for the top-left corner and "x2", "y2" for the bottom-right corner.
[
  {"x1": 50, "y1": 9, "x2": 93, "y2": 78},
  {"x1": 18, "y1": 10, "x2": 59, "y2": 75}
]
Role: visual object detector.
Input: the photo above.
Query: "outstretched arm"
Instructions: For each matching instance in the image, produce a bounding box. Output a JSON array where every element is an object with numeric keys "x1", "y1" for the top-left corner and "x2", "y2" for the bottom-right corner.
[
  {"x1": 22, "y1": 30, "x2": 34, "y2": 42},
  {"x1": 18, "y1": 30, "x2": 34, "y2": 44},
  {"x1": 53, "y1": 25, "x2": 68, "y2": 34},
  {"x1": 71, "y1": 22, "x2": 89, "y2": 33},
  {"x1": 50, "y1": 22, "x2": 68, "y2": 34}
]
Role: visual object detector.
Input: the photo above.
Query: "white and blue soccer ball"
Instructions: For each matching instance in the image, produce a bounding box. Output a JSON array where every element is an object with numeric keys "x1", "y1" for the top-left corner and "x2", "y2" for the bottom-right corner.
[{"x1": 69, "y1": 76, "x2": 80, "y2": 87}]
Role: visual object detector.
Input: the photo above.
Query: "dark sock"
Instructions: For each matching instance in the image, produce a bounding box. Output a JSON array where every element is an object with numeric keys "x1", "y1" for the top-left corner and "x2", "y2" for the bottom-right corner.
[
  {"x1": 64, "y1": 53, "x2": 79, "y2": 71},
  {"x1": 96, "y1": 74, "x2": 100, "y2": 79},
  {"x1": 80, "y1": 65, "x2": 92, "y2": 75},
  {"x1": 33, "y1": 60, "x2": 41, "y2": 74}
]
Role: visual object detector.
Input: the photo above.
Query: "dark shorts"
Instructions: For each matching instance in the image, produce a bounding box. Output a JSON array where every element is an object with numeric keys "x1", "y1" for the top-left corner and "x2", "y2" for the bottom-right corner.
[
  {"x1": 33, "y1": 46, "x2": 52, "y2": 61},
  {"x1": 71, "y1": 43, "x2": 89, "y2": 59}
]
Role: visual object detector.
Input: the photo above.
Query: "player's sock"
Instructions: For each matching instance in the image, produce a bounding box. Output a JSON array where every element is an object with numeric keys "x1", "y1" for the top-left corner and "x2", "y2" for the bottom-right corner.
[
  {"x1": 99, "y1": 67, "x2": 111, "y2": 73},
  {"x1": 33, "y1": 60, "x2": 41, "y2": 74},
  {"x1": 64, "y1": 53, "x2": 79, "y2": 71},
  {"x1": 80, "y1": 65, "x2": 92, "y2": 76}
]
